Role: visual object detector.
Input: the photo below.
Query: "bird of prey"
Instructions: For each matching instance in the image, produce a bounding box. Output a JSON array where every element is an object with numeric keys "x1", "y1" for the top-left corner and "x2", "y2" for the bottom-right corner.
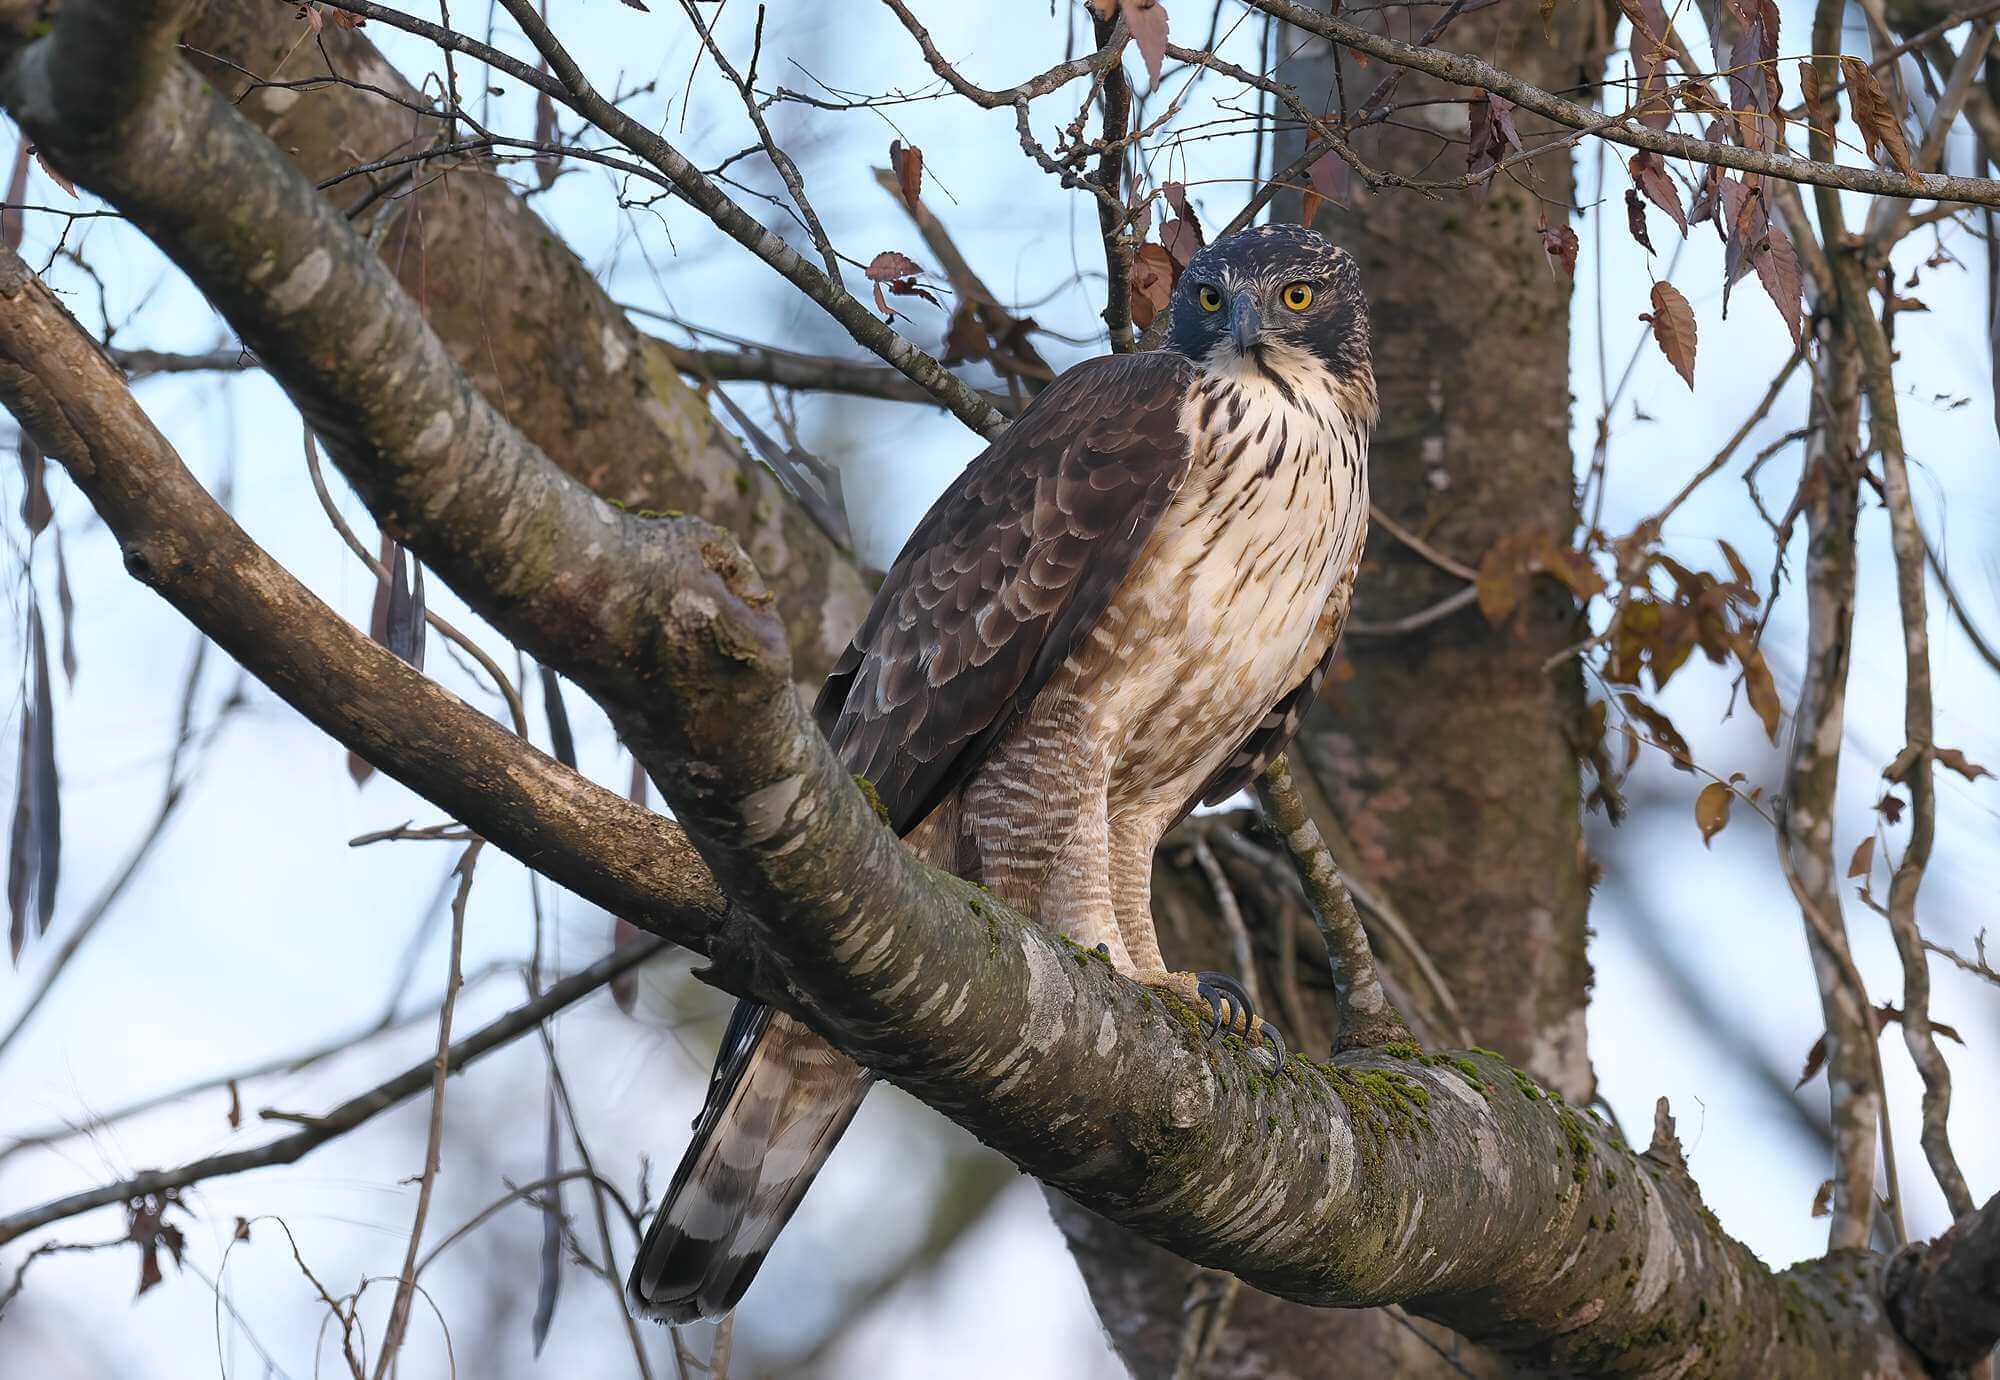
[{"x1": 629, "y1": 223, "x2": 1375, "y2": 1325}]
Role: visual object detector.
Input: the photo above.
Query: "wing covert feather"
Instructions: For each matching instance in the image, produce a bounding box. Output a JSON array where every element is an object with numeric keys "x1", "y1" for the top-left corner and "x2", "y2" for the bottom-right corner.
[{"x1": 814, "y1": 352, "x2": 1195, "y2": 834}]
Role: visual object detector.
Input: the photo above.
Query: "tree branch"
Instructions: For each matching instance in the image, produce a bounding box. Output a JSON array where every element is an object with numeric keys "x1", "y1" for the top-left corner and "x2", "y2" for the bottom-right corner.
[
  {"x1": 1241, "y1": 0, "x2": 2000, "y2": 207},
  {"x1": 0, "y1": 931, "x2": 667, "y2": 1249},
  {"x1": 1887, "y1": 1190, "x2": 2000, "y2": 1367}
]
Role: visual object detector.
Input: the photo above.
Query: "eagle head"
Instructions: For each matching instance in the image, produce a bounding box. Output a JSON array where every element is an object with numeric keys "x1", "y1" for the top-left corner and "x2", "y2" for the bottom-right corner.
[{"x1": 1165, "y1": 223, "x2": 1372, "y2": 397}]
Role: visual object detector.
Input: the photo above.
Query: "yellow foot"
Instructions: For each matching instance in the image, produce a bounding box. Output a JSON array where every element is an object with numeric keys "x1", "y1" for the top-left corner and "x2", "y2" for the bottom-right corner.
[{"x1": 1134, "y1": 969, "x2": 1286, "y2": 1059}]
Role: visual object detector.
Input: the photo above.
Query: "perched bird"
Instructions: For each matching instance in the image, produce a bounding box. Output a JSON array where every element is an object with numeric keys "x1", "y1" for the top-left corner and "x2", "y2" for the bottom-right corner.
[{"x1": 628, "y1": 222, "x2": 1375, "y2": 1325}]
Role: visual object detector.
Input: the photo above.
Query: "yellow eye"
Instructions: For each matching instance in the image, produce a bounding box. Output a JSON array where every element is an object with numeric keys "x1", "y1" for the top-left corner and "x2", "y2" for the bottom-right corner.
[
  {"x1": 1283, "y1": 282, "x2": 1314, "y2": 311},
  {"x1": 1197, "y1": 285, "x2": 1223, "y2": 313}
]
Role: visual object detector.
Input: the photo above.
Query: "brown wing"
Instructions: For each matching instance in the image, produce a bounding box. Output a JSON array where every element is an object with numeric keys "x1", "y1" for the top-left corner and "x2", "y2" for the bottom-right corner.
[{"x1": 815, "y1": 351, "x2": 1196, "y2": 835}]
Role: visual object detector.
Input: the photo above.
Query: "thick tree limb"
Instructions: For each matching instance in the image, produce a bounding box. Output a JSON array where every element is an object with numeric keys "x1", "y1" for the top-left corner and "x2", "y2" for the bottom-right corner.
[
  {"x1": 1887, "y1": 1190, "x2": 2000, "y2": 1367},
  {"x1": 181, "y1": 0, "x2": 872, "y2": 686}
]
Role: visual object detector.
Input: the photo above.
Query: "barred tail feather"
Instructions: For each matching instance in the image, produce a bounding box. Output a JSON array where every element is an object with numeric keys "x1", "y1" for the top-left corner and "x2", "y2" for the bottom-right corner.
[{"x1": 628, "y1": 1001, "x2": 873, "y2": 1324}]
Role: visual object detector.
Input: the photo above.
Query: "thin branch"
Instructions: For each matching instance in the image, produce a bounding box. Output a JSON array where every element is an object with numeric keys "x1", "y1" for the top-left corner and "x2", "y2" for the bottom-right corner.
[
  {"x1": 0, "y1": 934, "x2": 666, "y2": 1248},
  {"x1": 372, "y1": 838, "x2": 479, "y2": 1378},
  {"x1": 1241, "y1": 0, "x2": 2000, "y2": 207},
  {"x1": 1254, "y1": 753, "x2": 1410, "y2": 1051},
  {"x1": 1087, "y1": 10, "x2": 1135, "y2": 351},
  {"x1": 675, "y1": 0, "x2": 841, "y2": 283},
  {"x1": 652, "y1": 337, "x2": 1010, "y2": 411}
]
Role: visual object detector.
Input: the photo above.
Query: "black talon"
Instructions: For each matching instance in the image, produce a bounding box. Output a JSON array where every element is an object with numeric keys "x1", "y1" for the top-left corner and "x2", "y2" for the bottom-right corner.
[
  {"x1": 1193, "y1": 970, "x2": 1287, "y2": 1061},
  {"x1": 1194, "y1": 970, "x2": 1254, "y2": 1040}
]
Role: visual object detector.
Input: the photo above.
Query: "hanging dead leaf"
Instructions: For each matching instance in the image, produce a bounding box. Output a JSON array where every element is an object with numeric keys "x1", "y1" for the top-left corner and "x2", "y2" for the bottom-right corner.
[
  {"x1": 1730, "y1": 634, "x2": 1781, "y2": 743},
  {"x1": 1309, "y1": 150, "x2": 1350, "y2": 209},
  {"x1": 1847, "y1": 836, "x2": 1875, "y2": 879},
  {"x1": 1467, "y1": 92, "x2": 1524, "y2": 191},
  {"x1": 1625, "y1": 188, "x2": 1656, "y2": 255},
  {"x1": 1934, "y1": 746, "x2": 1992, "y2": 782},
  {"x1": 1620, "y1": 692, "x2": 1694, "y2": 770},
  {"x1": 1797, "y1": 60, "x2": 1831, "y2": 134},
  {"x1": 865, "y1": 251, "x2": 934, "y2": 321},
  {"x1": 1533, "y1": 533, "x2": 1607, "y2": 601},
  {"x1": 1751, "y1": 217, "x2": 1805, "y2": 348},
  {"x1": 1474, "y1": 526, "x2": 1541, "y2": 624},
  {"x1": 1162, "y1": 216, "x2": 1202, "y2": 268},
  {"x1": 1642, "y1": 280, "x2": 1697, "y2": 388},
  {"x1": 1695, "y1": 781, "x2": 1733, "y2": 846},
  {"x1": 1128, "y1": 243, "x2": 1176, "y2": 330},
  {"x1": 30, "y1": 147, "x2": 74, "y2": 199},
  {"x1": 1840, "y1": 56, "x2": 1919, "y2": 183},
  {"x1": 865, "y1": 250, "x2": 923, "y2": 282},
  {"x1": 1810, "y1": 1179, "x2": 1833, "y2": 1217},
  {"x1": 889, "y1": 140, "x2": 924, "y2": 207},
  {"x1": 1617, "y1": 0, "x2": 1674, "y2": 129},
  {"x1": 1717, "y1": 538, "x2": 1755, "y2": 592},
  {"x1": 1877, "y1": 792, "x2": 1905, "y2": 824},
  {"x1": 1120, "y1": 0, "x2": 1170, "y2": 89},
  {"x1": 1628, "y1": 152, "x2": 1687, "y2": 237},
  {"x1": 1537, "y1": 214, "x2": 1579, "y2": 277},
  {"x1": 1161, "y1": 182, "x2": 1205, "y2": 250}
]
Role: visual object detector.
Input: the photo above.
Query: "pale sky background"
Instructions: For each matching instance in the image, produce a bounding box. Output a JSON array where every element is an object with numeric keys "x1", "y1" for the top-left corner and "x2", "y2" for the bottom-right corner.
[{"x1": 1, "y1": 2, "x2": 1996, "y2": 1377}]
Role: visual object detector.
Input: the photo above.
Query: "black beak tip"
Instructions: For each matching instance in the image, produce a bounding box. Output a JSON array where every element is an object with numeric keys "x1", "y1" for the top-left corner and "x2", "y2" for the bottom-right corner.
[{"x1": 1229, "y1": 299, "x2": 1263, "y2": 352}]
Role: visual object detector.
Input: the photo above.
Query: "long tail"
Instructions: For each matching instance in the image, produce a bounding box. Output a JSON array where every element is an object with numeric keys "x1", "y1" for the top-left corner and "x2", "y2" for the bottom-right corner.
[{"x1": 627, "y1": 1000, "x2": 873, "y2": 1324}]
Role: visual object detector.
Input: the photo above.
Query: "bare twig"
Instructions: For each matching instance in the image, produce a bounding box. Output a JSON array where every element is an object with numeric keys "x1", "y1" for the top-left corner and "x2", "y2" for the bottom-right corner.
[
  {"x1": 0, "y1": 935, "x2": 667, "y2": 1248},
  {"x1": 1254, "y1": 753, "x2": 1410, "y2": 1050},
  {"x1": 373, "y1": 839, "x2": 478, "y2": 1378}
]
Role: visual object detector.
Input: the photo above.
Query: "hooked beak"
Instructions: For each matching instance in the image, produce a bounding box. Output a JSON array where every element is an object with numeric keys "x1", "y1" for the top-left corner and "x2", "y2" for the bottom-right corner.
[{"x1": 1229, "y1": 295, "x2": 1263, "y2": 353}]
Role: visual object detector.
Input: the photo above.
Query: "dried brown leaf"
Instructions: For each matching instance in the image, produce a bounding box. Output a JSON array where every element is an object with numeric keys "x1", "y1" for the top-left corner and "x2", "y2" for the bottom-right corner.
[
  {"x1": 1129, "y1": 242, "x2": 1175, "y2": 330},
  {"x1": 1163, "y1": 180, "x2": 1201, "y2": 235},
  {"x1": 1644, "y1": 280, "x2": 1697, "y2": 388},
  {"x1": 865, "y1": 250, "x2": 923, "y2": 282},
  {"x1": 1120, "y1": 0, "x2": 1170, "y2": 89},
  {"x1": 1538, "y1": 215, "x2": 1579, "y2": 276},
  {"x1": 1695, "y1": 781, "x2": 1733, "y2": 846},
  {"x1": 31, "y1": 147, "x2": 74, "y2": 199},
  {"x1": 1847, "y1": 836, "x2": 1875, "y2": 879},
  {"x1": 890, "y1": 140, "x2": 924, "y2": 206},
  {"x1": 1732, "y1": 634, "x2": 1781, "y2": 742},
  {"x1": 1840, "y1": 56, "x2": 1919, "y2": 183},
  {"x1": 1629, "y1": 151, "x2": 1687, "y2": 237},
  {"x1": 1625, "y1": 188, "x2": 1656, "y2": 255},
  {"x1": 1935, "y1": 746, "x2": 1993, "y2": 782},
  {"x1": 1797, "y1": 60, "x2": 1831, "y2": 134},
  {"x1": 1620, "y1": 692, "x2": 1694, "y2": 770}
]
